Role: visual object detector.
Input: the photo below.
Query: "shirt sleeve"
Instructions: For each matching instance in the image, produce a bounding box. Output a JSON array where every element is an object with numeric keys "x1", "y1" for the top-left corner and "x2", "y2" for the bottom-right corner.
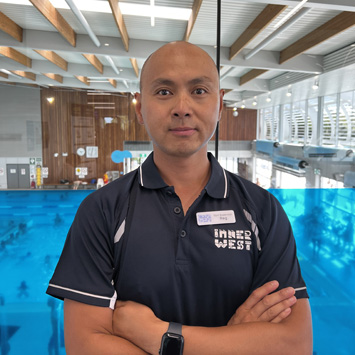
[
  {"x1": 46, "y1": 192, "x2": 117, "y2": 309},
  {"x1": 249, "y1": 193, "x2": 309, "y2": 299}
]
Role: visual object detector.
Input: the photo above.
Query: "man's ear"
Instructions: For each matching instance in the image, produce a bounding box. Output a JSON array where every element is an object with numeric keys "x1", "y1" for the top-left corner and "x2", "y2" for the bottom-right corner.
[
  {"x1": 135, "y1": 93, "x2": 144, "y2": 125},
  {"x1": 218, "y1": 89, "x2": 225, "y2": 122}
]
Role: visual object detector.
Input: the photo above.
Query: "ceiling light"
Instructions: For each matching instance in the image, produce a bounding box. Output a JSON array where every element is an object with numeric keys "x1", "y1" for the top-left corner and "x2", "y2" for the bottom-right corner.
[
  {"x1": 286, "y1": 87, "x2": 292, "y2": 97},
  {"x1": 241, "y1": 100, "x2": 246, "y2": 109},
  {"x1": 233, "y1": 107, "x2": 237, "y2": 111},
  {"x1": 132, "y1": 98, "x2": 137, "y2": 104},
  {"x1": 11, "y1": 0, "x2": 191, "y2": 20},
  {"x1": 47, "y1": 97, "x2": 54, "y2": 103},
  {"x1": 150, "y1": 0, "x2": 155, "y2": 26},
  {"x1": 233, "y1": 108, "x2": 239, "y2": 117},
  {"x1": 87, "y1": 92, "x2": 111, "y2": 95},
  {"x1": 312, "y1": 77, "x2": 319, "y2": 90},
  {"x1": 274, "y1": 0, "x2": 308, "y2": 29}
]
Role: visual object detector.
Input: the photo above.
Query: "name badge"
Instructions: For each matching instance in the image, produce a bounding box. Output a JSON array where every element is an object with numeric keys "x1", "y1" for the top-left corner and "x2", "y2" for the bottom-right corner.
[{"x1": 196, "y1": 210, "x2": 236, "y2": 226}]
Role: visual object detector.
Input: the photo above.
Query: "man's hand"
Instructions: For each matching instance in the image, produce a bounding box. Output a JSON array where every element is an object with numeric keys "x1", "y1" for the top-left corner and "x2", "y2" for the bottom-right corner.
[
  {"x1": 113, "y1": 300, "x2": 168, "y2": 355},
  {"x1": 228, "y1": 281, "x2": 297, "y2": 326}
]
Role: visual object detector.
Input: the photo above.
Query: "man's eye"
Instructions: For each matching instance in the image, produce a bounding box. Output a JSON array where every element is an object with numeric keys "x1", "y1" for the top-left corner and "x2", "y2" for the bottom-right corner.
[
  {"x1": 194, "y1": 88, "x2": 206, "y2": 95},
  {"x1": 157, "y1": 89, "x2": 171, "y2": 96}
]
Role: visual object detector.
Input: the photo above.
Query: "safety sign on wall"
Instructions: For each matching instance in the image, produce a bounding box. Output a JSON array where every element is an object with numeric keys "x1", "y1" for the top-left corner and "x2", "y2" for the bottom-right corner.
[
  {"x1": 75, "y1": 167, "x2": 88, "y2": 178},
  {"x1": 42, "y1": 167, "x2": 49, "y2": 178}
]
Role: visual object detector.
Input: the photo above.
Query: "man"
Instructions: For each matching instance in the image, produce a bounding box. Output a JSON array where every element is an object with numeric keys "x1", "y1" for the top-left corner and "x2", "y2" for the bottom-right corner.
[{"x1": 47, "y1": 41, "x2": 312, "y2": 354}]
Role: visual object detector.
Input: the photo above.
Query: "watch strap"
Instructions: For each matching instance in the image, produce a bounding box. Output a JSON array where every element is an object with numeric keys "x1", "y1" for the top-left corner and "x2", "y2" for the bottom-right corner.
[{"x1": 167, "y1": 322, "x2": 182, "y2": 335}]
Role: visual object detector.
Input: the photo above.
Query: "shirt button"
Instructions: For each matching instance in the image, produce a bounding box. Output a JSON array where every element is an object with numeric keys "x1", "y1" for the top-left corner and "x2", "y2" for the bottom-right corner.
[
  {"x1": 180, "y1": 230, "x2": 187, "y2": 238},
  {"x1": 174, "y1": 207, "x2": 181, "y2": 214}
]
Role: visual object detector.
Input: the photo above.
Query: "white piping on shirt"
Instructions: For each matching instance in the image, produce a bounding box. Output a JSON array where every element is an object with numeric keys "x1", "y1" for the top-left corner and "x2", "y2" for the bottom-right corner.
[
  {"x1": 222, "y1": 169, "x2": 228, "y2": 198},
  {"x1": 114, "y1": 219, "x2": 125, "y2": 243},
  {"x1": 294, "y1": 286, "x2": 307, "y2": 292},
  {"x1": 49, "y1": 283, "x2": 113, "y2": 300},
  {"x1": 139, "y1": 164, "x2": 144, "y2": 186},
  {"x1": 243, "y1": 209, "x2": 261, "y2": 251}
]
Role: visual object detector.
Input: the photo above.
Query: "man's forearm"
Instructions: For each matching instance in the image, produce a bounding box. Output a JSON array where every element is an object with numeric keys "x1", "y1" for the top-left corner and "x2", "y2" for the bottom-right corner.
[
  {"x1": 65, "y1": 332, "x2": 149, "y2": 355},
  {"x1": 64, "y1": 299, "x2": 148, "y2": 355},
  {"x1": 114, "y1": 299, "x2": 312, "y2": 355},
  {"x1": 181, "y1": 318, "x2": 310, "y2": 355}
]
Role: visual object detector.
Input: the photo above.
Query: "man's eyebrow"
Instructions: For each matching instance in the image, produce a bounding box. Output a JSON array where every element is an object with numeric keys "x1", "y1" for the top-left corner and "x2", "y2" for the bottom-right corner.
[
  {"x1": 150, "y1": 78, "x2": 175, "y2": 87},
  {"x1": 150, "y1": 76, "x2": 215, "y2": 87},
  {"x1": 188, "y1": 76, "x2": 215, "y2": 85}
]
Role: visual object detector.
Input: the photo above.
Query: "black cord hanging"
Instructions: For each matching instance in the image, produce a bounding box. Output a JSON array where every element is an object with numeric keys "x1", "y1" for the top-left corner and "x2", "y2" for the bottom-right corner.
[{"x1": 215, "y1": 0, "x2": 221, "y2": 160}]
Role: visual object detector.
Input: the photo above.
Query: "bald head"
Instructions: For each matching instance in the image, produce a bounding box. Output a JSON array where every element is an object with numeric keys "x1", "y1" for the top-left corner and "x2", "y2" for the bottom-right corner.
[{"x1": 139, "y1": 41, "x2": 219, "y2": 92}]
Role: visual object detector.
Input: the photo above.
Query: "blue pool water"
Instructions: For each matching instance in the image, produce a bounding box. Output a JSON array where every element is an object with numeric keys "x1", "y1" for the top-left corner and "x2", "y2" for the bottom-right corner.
[{"x1": 0, "y1": 189, "x2": 354, "y2": 354}]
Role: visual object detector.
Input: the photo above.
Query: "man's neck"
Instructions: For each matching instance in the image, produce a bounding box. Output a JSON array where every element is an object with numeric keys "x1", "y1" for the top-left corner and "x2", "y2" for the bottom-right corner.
[{"x1": 153, "y1": 149, "x2": 211, "y2": 213}]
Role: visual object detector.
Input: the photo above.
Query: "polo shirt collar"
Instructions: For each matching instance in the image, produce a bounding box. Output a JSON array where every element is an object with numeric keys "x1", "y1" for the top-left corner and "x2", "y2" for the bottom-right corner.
[
  {"x1": 138, "y1": 153, "x2": 168, "y2": 189},
  {"x1": 138, "y1": 152, "x2": 228, "y2": 199}
]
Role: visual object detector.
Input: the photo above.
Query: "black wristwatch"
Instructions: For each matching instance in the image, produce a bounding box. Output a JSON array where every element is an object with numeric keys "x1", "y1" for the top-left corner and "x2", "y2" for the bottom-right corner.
[{"x1": 159, "y1": 322, "x2": 184, "y2": 355}]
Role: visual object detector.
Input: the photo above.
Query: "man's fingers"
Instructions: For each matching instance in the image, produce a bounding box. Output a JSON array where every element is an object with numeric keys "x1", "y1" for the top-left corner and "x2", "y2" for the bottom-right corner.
[
  {"x1": 242, "y1": 281, "x2": 279, "y2": 309},
  {"x1": 270, "y1": 307, "x2": 292, "y2": 323},
  {"x1": 259, "y1": 295, "x2": 297, "y2": 322},
  {"x1": 251, "y1": 287, "x2": 295, "y2": 319}
]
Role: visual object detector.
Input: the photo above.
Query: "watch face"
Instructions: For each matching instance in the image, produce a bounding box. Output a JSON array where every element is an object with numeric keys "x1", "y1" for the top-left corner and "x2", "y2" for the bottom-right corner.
[{"x1": 161, "y1": 333, "x2": 184, "y2": 355}]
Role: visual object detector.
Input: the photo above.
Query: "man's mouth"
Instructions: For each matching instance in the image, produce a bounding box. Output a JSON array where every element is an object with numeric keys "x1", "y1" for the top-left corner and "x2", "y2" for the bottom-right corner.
[{"x1": 169, "y1": 127, "x2": 196, "y2": 136}]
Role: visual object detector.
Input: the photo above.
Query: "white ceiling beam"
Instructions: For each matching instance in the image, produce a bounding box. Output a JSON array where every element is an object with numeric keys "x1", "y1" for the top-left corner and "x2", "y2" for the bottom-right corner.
[
  {"x1": 221, "y1": 77, "x2": 270, "y2": 91},
  {"x1": 244, "y1": 7, "x2": 312, "y2": 60},
  {"x1": 0, "y1": 57, "x2": 138, "y2": 80},
  {"x1": 65, "y1": 0, "x2": 100, "y2": 47},
  {"x1": 218, "y1": 48, "x2": 323, "y2": 74},
  {"x1": 0, "y1": 31, "x2": 324, "y2": 74},
  {"x1": 0, "y1": 76, "x2": 131, "y2": 92}
]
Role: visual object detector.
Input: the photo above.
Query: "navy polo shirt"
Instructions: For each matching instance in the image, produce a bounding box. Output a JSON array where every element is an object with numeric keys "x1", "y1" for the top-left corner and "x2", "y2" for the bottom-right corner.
[{"x1": 47, "y1": 152, "x2": 308, "y2": 327}]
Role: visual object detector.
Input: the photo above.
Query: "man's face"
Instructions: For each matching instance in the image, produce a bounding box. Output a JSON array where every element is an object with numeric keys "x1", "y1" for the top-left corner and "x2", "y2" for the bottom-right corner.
[{"x1": 135, "y1": 42, "x2": 224, "y2": 159}]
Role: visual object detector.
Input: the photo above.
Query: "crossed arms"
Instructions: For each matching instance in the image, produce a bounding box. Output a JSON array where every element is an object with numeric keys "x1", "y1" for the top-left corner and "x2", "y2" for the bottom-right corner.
[{"x1": 64, "y1": 281, "x2": 312, "y2": 355}]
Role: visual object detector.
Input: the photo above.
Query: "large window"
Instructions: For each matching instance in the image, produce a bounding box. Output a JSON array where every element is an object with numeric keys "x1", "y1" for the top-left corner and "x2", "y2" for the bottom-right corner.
[
  {"x1": 259, "y1": 89, "x2": 355, "y2": 148},
  {"x1": 339, "y1": 91, "x2": 355, "y2": 147},
  {"x1": 322, "y1": 95, "x2": 338, "y2": 145},
  {"x1": 292, "y1": 101, "x2": 306, "y2": 144}
]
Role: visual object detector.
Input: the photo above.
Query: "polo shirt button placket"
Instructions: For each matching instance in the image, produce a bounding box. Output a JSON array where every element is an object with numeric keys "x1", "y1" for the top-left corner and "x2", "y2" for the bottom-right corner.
[
  {"x1": 180, "y1": 230, "x2": 187, "y2": 238},
  {"x1": 174, "y1": 206, "x2": 181, "y2": 214}
]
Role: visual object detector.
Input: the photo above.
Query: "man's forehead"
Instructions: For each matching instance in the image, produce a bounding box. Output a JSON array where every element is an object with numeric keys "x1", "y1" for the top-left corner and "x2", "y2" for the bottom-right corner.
[{"x1": 140, "y1": 41, "x2": 218, "y2": 90}]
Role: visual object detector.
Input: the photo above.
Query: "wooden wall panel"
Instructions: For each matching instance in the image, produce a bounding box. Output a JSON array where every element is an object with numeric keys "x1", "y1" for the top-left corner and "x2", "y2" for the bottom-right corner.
[
  {"x1": 41, "y1": 88, "x2": 150, "y2": 184},
  {"x1": 212, "y1": 107, "x2": 257, "y2": 141},
  {"x1": 41, "y1": 88, "x2": 256, "y2": 184}
]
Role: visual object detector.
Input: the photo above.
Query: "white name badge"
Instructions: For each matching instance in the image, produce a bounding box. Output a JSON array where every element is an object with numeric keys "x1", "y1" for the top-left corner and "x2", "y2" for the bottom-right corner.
[{"x1": 196, "y1": 210, "x2": 236, "y2": 226}]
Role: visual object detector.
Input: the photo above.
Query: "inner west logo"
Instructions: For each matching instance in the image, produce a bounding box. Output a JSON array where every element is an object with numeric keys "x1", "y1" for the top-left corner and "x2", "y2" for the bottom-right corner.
[{"x1": 214, "y1": 229, "x2": 252, "y2": 250}]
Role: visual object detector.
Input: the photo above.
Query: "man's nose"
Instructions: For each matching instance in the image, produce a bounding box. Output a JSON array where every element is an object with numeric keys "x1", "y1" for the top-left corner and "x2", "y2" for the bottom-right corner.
[{"x1": 172, "y1": 93, "x2": 192, "y2": 118}]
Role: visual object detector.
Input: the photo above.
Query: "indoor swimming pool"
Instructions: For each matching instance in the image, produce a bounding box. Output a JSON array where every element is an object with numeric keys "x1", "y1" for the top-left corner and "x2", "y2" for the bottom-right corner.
[{"x1": 0, "y1": 188, "x2": 354, "y2": 354}]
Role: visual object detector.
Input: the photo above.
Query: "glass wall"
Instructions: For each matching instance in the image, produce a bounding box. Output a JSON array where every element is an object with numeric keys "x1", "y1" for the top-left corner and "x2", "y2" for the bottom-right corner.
[{"x1": 1, "y1": 189, "x2": 354, "y2": 354}]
